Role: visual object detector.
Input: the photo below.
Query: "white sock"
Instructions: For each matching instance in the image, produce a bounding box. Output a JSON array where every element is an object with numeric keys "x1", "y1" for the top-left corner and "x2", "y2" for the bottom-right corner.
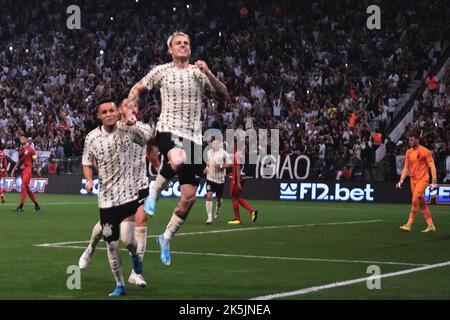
[
  {"x1": 120, "y1": 221, "x2": 137, "y2": 256},
  {"x1": 205, "y1": 200, "x2": 213, "y2": 220},
  {"x1": 88, "y1": 221, "x2": 102, "y2": 253},
  {"x1": 151, "y1": 174, "x2": 169, "y2": 201},
  {"x1": 135, "y1": 226, "x2": 147, "y2": 261},
  {"x1": 106, "y1": 240, "x2": 124, "y2": 286},
  {"x1": 163, "y1": 214, "x2": 185, "y2": 241}
]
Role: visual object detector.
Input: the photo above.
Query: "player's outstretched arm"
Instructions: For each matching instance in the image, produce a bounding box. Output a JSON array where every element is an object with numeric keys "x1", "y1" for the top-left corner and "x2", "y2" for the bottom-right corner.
[{"x1": 195, "y1": 60, "x2": 230, "y2": 103}]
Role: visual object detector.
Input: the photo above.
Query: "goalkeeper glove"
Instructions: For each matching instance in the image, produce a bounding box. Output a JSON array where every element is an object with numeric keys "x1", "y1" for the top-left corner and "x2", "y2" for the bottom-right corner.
[
  {"x1": 430, "y1": 180, "x2": 438, "y2": 191},
  {"x1": 396, "y1": 179, "x2": 404, "y2": 189}
]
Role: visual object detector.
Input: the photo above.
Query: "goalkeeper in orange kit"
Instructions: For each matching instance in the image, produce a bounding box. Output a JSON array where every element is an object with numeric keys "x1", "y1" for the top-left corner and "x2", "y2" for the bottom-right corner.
[{"x1": 396, "y1": 133, "x2": 438, "y2": 232}]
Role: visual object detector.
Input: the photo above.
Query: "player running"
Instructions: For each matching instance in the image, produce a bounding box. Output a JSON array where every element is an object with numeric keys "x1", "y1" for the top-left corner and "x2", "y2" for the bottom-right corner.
[
  {"x1": 396, "y1": 133, "x2": 438, "y2": 232},
  {"x1": 79, "y1": 98, "x2": 160, "y2": 288},
  {"x1": 204, "y1": 139, "x2": 231, "y2": 224},
  {"x1": 11, "y1": 135, "x2": 41, "y2": 212},
  {"x1": 228, "y1": 138, "x2": 258, "y2": 225},
  {"x1": 127, "y1": 31, "x2": 229, "y2": 266},
  {"x1": 82, "y1": 99, "x2": 152, "y2": 296}
]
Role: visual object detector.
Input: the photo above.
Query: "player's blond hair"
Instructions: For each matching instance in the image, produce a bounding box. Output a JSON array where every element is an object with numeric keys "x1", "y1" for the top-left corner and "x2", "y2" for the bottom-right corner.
[{"x1": 166, "y1": 31, "x2": 190, "y2": 48}]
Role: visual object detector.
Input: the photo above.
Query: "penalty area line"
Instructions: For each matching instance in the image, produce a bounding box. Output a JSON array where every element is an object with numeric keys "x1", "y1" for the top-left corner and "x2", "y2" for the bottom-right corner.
[
  {"x1": 33, "y1": 244, "x2": 426, "y2": 267},
  {"x1": 249, "y1": 260, "x2": 450, "y2": 300},
  {"x1": 34, "y1": 219, "x2": 383, "y2": 246}
]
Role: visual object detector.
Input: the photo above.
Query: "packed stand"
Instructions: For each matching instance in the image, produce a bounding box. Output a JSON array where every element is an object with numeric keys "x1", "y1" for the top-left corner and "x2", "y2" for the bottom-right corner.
[{"x1": 0, "y1": 0, "x2": 448, "y2": 179}]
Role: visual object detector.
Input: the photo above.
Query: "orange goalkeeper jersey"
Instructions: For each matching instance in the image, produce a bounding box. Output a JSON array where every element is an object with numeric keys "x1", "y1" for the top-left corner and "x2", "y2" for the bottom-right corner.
[{"x1": 401, "y1": 145, "x2": 437, "y2": 182}]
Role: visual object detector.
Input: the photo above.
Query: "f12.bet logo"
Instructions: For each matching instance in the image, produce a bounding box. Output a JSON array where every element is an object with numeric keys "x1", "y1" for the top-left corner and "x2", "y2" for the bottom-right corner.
[
  {"x1": 425, "y1": 185, "x2": 450, "y2": 204},
  {"x1": 280, "y1": 183, "x2": 375, "y2": 202}
]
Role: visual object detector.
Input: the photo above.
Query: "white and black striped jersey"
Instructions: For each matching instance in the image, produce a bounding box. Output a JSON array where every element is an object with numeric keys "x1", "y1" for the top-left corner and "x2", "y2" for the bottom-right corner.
[
  {"x1": 132, "y1": 142, "x2": 148, "y2": 191},
  {"x1": 206, "y1": 148, "x2": 231, "y2": 184},
  {"x1": 141, "y1": 62, "x2": 213, "y2": 145},
  {"x1": 82, "y1": 121, "x2": 151, "y2": 209}
]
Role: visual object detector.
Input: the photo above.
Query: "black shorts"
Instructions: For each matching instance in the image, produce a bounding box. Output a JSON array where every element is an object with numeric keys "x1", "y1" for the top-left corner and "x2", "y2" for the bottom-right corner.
[
  {"x1": 138, "y1": 188, "x2": 149, "y2": 203},
  {"x1": 156, "y1": 131, "x2": 205, "y2": 187},
  {"x1": 206, "y1": 180, "x2": 225, "y2": 199},
  {"x1": 99, "y1": 199, "x2": 139, "y2": 242}
]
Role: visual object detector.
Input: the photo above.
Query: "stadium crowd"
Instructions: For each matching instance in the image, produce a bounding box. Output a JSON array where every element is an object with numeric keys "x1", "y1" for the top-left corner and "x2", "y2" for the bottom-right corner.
[
  {"x1": 0, "y1": 0, "x2": 449, "y2": 180},
  {"x1": 391, "y1": 65, "x2": 450, "y2": 181}
]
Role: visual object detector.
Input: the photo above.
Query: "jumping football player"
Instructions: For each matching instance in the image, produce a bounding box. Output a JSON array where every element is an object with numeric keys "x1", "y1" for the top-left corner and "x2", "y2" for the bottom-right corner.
[{"x1": 127, "y1": 31, "x2": 229, "y2": 266}]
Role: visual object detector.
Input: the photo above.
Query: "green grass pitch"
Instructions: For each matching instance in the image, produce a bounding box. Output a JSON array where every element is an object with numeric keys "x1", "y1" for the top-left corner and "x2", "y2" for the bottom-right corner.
[{"x1": 1, "y1": 193, "x2": 449, "y2": 299}]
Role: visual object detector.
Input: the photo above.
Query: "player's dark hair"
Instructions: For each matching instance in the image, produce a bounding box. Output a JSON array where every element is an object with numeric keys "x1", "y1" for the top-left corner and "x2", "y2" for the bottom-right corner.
[{"x1": 96, "y1": 98, "x2": 117, "y2": 112}]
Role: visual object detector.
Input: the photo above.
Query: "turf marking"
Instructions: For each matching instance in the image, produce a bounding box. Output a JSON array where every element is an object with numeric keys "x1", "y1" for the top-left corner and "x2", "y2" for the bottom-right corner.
[
  {"x1": 249, "y1": 260, "x2": 450, "y2": 300},
  {"x1": 35, "y1": 219, "x2": 382, "y2": 246}
]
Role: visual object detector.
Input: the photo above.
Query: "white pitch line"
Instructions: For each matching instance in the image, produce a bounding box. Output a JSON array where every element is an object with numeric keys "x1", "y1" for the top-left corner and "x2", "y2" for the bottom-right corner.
[
  {"x1": 1, "y1": 201, "x2": 97, "y2": 206},
  {"x1": 249, "y1": 260, "x2": 450, "y2": 300},
  {"x1": 0, "y1": 201, "x2": 404, "y2": 212},
  {"x1": 34, "y1": 219, "x2": 382, "y2": 247},
  {"x1": 34, "y1": 244, "x2": 426, "y2": 267}
]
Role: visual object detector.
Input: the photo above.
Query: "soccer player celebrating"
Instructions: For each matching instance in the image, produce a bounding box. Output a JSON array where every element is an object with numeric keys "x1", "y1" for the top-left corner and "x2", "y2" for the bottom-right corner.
[
  {"x1": 79, "y1": 98, "x2": 160, "y2": 288},
  {"x1": 204, "y1": 139, "x2": 231, "y2": 224},
  {"x1": 0, "y1": 144, "x2": 8, "y2": 203},
  {"x1": 228, "y1": 138, "x2": 258, "y2": 225},
  {"x1": 127, "y1": 31, "x2": 229, "y2": 266},
  {"x1": 11, "y1": 135, "x2": 41, "y2": 212},
  {"x1": 396, "y1": 133, "x2": 438, "y2": 232},
  {"x1": 82, "y1": 99, "x2": 152, "y2": 296}
]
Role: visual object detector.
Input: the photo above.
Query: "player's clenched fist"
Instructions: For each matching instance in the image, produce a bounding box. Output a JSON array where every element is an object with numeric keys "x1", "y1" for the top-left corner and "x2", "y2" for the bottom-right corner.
[
  {"x1": 86, "y1": 179, "x2": 94, "y2": 193},
  {"x1": 195, "y1": 60, "x2": 210, "y2": 74}
]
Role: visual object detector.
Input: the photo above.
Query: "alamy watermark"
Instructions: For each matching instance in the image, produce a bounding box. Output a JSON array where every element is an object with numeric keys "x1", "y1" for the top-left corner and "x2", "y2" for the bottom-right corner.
[
  {"x1": 366, "y1": 265, "x2": 381, "y2": 290},
  {"x1": 66, "y1": 265, "x2": 81, "y2": 290}
]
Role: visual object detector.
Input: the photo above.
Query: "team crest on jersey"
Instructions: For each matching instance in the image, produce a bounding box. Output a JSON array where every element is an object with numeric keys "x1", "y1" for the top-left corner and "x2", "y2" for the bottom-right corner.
[
  {"x1": 102, "y1": 223, "x2": 113, "y2": 238},
  {"x1": 117, "y1": 139, "x2": 129, "y2": 153},
  {"x1": 119, "y1": 143, "x2": 129, "y2": 153}
]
